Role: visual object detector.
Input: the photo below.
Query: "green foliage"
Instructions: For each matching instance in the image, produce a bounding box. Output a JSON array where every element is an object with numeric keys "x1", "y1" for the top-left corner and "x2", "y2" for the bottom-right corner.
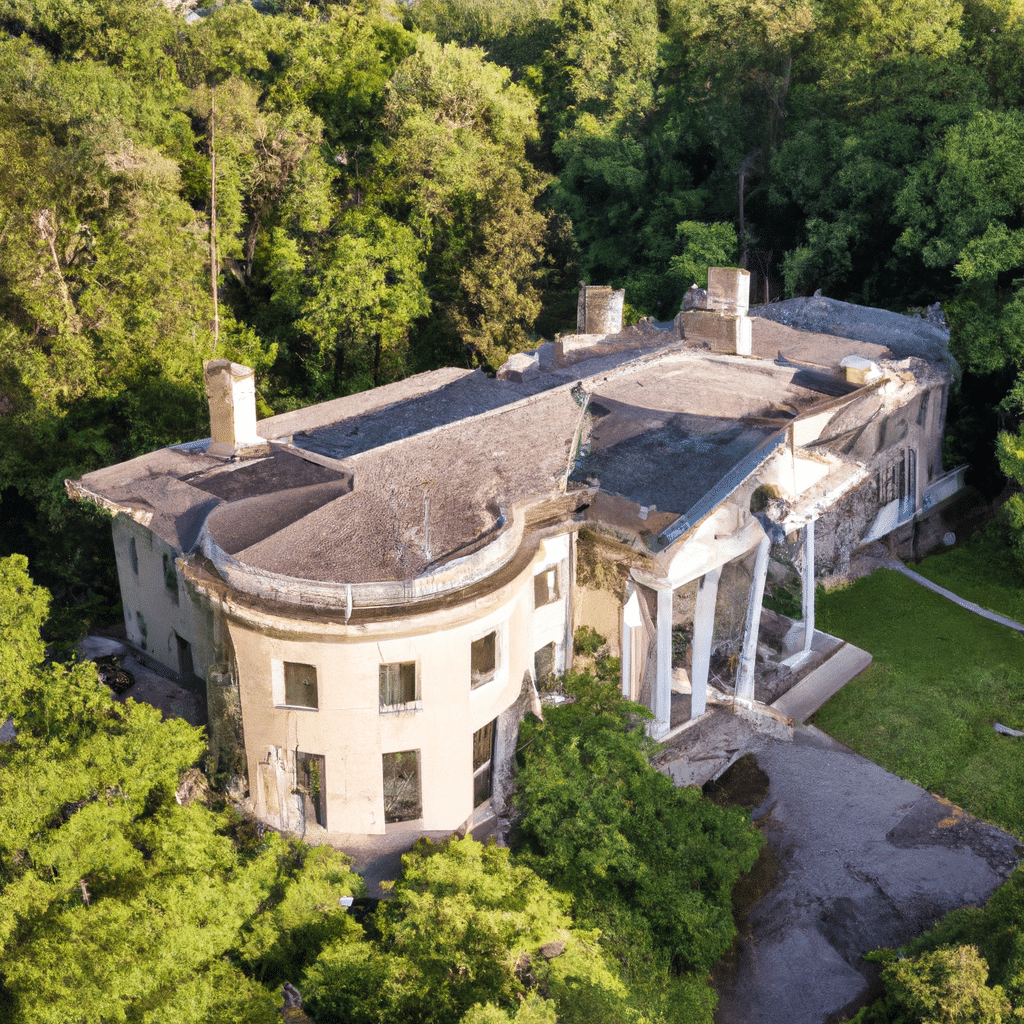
[
  {"x1": 669, "y1": 222, "x2": 738, "y2": 293},
  {"x1": 515, "y1": 670, "x2": 762, "y2": 1019},
  {"x1": 573, "y1": 625, "x2": 605, "y2": 656},
  {"x1": 303, "y1": 836, "x2": 640, "y2": 1024},
  {"x1": 0, "y1": 557, "x2": 363, "y2": 1022},
  {"x1": 879, "y1": 945, "x2": 1011, "y2": 1024}
]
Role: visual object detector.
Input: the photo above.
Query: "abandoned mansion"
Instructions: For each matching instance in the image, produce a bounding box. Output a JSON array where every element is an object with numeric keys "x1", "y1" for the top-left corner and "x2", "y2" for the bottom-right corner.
[{"x1": 69, "y1": 269, "x2": 962, "y2": 836}]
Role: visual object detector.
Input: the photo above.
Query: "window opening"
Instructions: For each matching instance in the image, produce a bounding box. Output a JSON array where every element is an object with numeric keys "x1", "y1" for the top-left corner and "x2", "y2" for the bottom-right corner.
[
  {"x1": 383, "y1": 750, "x2": 422, "y2": 823},
  {"x1": 473, "y1": 721, "x2": 496, "y2": 807},
  {"x1": 534, "y1": 642, "x2": 556, "y2": 687},
  {"x1": 129, "y1": 537, "x2": 138, "y2": 576},
  {"x1": 380, "y1": 662, "x2": 418, "y2": 708},
  {"x1": 471, "y1": 631, "x2": 497, "y2": 689},
  {"x1": 534, "y1": 566, "x2": 560, "y2": 608},
  {"x1": 175, "y1": 633, "x2": 194, "y2": 677},
  {"x1": 296, "y1": 751, "x2": 326, "y2": 828},
  {"x1": 284, "y1": 662, "x2": 318, "y2": 709},
  {"x1": 162, "y1": 552, "x2": 178, "y2": 603}
]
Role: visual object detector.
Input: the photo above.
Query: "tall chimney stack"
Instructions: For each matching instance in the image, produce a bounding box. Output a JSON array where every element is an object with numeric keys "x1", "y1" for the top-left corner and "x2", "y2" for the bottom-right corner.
[{"x1": 203, "y1": 360, "x2": 260, "y2": 450}]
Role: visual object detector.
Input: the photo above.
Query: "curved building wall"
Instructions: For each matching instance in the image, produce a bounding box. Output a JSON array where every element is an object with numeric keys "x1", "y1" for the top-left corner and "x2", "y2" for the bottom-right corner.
[{"x1": 223, "y1": 533, "x2": 572, "y2": 835}]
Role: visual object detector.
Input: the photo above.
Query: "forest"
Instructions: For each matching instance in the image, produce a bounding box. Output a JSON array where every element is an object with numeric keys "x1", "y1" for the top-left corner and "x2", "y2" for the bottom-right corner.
[
  {"x1": 0, "y1": 0, "x2": 1023, "y2": 618},
  {"x1": 1, "y1": 0, "x2": 1024, "y2": 1020}
]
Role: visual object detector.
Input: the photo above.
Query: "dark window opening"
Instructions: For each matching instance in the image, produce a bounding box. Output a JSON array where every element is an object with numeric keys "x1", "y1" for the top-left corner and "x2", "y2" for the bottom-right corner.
[
  {"x1": 380, "y1": 662, "x2": 417, "y2": 707},
  {"x1": 175, "y1": 633, "x2": 194, "y2": 677},
  {"x1": 471, "y1": 632, "x2": 497, "y2": 689},
  {"x1": 917, "y1": 389, "x2": 931, "y2": 427},
  {"x1": 284, "y1": 662, "x2": 318, "y2": 708},
  {"x1": 534, "y1": 566, "x2": 560, "y2": 608},
  {"x1": 383, "y1": 750, "x2": 422, "y2": 823},
  {"x1": 473, "y1": 721, "x2": 496, "y2": 807},
  {"x1": 296, "y1": 751, "x2": 326, "y2": 828},
  {"x1": 129, "y1": 538, "x2": 138, "y2": 576}
]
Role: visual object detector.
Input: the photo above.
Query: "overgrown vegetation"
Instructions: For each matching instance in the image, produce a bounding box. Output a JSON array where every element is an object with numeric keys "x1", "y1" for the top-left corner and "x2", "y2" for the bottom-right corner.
[
  {"x1": 0, "y1": 554, "x2": 364, "y2": 1023},
  {"x1": 514, "y1": 668, "x2": 763, "y2": 1023}
]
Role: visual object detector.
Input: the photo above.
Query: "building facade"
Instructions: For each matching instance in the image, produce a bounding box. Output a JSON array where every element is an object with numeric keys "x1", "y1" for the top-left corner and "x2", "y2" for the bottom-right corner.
[{"x1": 69, "y1": 270, "x2": 960, "y2": 836}]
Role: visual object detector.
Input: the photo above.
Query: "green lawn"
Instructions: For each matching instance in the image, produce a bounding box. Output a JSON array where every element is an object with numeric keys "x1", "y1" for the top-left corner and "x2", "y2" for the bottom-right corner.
[
  {"x1": 813, "y1": 567, "x2": 1024, "y2": 838},
  {"x1": 909, "y1": 526, "x2": 1024, "y2": 625}
]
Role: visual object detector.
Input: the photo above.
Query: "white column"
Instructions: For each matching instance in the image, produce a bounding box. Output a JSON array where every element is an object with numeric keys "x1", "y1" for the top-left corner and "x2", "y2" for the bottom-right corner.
[
  {"x1": 651, "y1": 586, "x2": 673, "y2": 737},
  {"x1": 690, "y1": 565, "x2": 722, "y2": 719},
  {"x1": 621, "y1": 589, "x2": 642, "y2": 700},
  {"x1": 801, "y1": 519, "x2": 816, "y2": 654},
  {"x1": 736, "y1": 535, "x2": 772, "y2": 705}
]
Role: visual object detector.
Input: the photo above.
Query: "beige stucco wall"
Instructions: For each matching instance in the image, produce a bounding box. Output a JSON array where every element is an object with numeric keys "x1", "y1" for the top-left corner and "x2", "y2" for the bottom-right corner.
[
  {"x1": 221, "y1": 532, "x2": 573, "y2": 835},
  {"x1": 111, "y1": 516, "x2": 218, "y2": 679}
]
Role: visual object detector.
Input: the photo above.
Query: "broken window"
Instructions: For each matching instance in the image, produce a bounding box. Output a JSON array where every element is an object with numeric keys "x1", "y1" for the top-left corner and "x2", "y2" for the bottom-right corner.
[
  {"x1": 296, "y1": 751, "x2": 326, "y2": 828},
  {"x1": 534, "y1": 566, "x2": 560, "y2": 608},
  {"x1": 283, "y1": 662, "x2": 318, "y2": 709},
  {"x1": 473, "y1": 720, "x2": 495, "y2": 807},
  {"x1": 383, "y1": 750, "x2": 422, "y2": 823},
  {"x1": 879, "y1": 449, "x2": 917, "y2": 521},
  {"x1": 471, "y1": 631, "x2": 497, "y2": 689},
  {"x1": 380, "y1": 662, "x2": 418, "y2": 708},
  {"x1": 534, "y1": 642, "x2": 556, "y2": 685}
]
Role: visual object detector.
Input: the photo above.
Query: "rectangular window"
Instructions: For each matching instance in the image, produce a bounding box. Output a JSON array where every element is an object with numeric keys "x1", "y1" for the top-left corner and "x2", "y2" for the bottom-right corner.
[
  {"x1": 534, "y1": 566, "x2": 560, "y2": 608},
  {"x1": 380, "y1": 662, "x2": 418, "y2": 709},
  {"x1": 284, "y1": 662, "x2": 318, "y2": 709},
  {"x1": 383, "y1": 750, "x2": 422, "y2": 824},
  {"x1": 473, "y1": 720, "x2": 496, "y2": 807},
  {"x1": 296, "y1": 751, "x2": 326, "y2": 828},
  {"x1": 534, "y1": 642, "x2": 556, "y2": 685},
  {"x1": 471, "y1": 631, "x2": 497, "y2": 689}
]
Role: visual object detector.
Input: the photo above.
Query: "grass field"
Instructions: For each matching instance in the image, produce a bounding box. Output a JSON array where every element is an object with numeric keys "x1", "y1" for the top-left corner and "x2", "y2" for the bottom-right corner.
[
  {"x1": 813, "y1": 562, "x2": 1024, "y2": 838},
  {"x1": 910, "y1": 526, "x2": 1024, "y2": 625}
]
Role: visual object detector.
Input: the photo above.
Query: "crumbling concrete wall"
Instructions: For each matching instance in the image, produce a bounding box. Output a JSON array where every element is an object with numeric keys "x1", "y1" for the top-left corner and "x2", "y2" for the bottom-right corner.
[{"x1": 577, "y1": 285, "x2": 625, "y2": 335}]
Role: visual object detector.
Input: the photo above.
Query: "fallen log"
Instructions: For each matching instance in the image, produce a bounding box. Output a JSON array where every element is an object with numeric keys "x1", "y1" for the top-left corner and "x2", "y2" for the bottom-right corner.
[{"x1": 994, "y1": 722, "x2": 1024, "y2": 738}]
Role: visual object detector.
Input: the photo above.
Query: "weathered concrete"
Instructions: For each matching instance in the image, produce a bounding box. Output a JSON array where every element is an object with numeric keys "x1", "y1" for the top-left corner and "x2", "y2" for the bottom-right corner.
[
  {"x1": 771, "y1": 643, "x2": 874, "y2": 724},
  {"x1": 712, "y1": 729, "x2": 1022, "y2": 1024}
]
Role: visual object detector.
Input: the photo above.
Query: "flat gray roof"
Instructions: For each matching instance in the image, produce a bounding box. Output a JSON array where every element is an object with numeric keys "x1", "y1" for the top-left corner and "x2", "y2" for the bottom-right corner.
[{"x1": 72, "y1": 299, "x2": 951, "y2": 586}]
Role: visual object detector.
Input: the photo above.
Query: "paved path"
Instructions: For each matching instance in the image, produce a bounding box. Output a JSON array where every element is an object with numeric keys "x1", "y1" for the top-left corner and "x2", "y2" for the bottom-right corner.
[
  {"x1": 713, "y1": 728, "x2": 1021, "y2": 1024},
  {"x1": 892, "y1": 564, "x2": 1024, "y2": 634}
]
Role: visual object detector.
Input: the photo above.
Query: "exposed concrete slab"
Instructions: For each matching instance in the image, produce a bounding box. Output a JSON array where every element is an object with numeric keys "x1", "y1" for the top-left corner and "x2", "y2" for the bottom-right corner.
[{"x1": 771, "y1": 643, "x2": 873, "y2": 724}]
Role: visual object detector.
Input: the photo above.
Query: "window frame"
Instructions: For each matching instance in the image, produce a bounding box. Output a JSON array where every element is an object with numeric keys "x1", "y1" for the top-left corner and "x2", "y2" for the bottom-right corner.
[
  {"x1": 383, "y1": 749, "x2": 423, "y2": 824},
  {"x1": 379, "y1": 661, "x2": 420, "y2": 712},
  {"x1": 272, "y1": 660, "x2": 320, "y2": 710},
  {"x1": 472, "y1": 720, "x2": 496, "y2": 808},
  {"x1": 470, "y1": 629, "x2": 499, "y2": 690},
  {"x1": 533, "y1": 564, "x2": 561, "y2": 609}
]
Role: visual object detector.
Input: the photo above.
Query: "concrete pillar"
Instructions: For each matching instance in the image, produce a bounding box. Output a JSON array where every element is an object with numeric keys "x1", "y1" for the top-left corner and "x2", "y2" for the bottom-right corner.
[
  {"x1": 690, "y1": 565, "x2": 722, "y2": 719},
  {"x1": 651, "y1": 586, "x2": 673, "y2": 737},
  {"x1": 621, "y1": 589, "x2": 643, "y2": 700},
  {"x1": 735, "y1": 535, "x2": 771, "y2": 705},
  {"x1": 577, "y1": 285, "x2": 625, "y2": 334},
  {"x1": 802, "y1": 520, "x2": 816, "y2": 654}
]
